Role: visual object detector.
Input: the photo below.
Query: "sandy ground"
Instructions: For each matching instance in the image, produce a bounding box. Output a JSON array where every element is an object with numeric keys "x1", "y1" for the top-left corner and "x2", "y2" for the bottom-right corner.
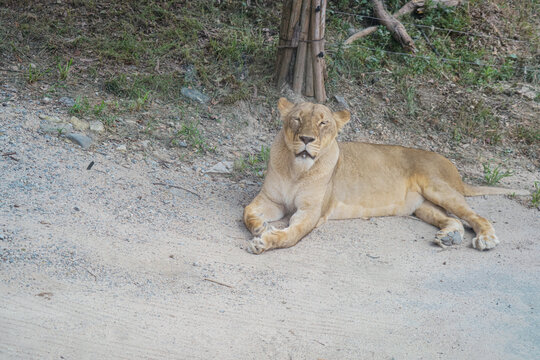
[{"x1": 1, "y1": 101, "x2": 539, "y2": 359}]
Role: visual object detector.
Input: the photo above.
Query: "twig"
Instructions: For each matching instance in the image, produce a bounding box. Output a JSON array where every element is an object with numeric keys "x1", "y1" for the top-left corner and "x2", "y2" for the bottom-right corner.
[
  {"x1": 152, "y1": 182, "x2": 201, "y2": 199},
  {"x1": 2, "y1": 152, "x2": 19, "y2": 161},
  {"x1": 416, "y1": 25, "x2": 440, "y2": 56},
  {"x1": 82, "y1": 266, "x2": 98, "y2": 281},
  {"x1": 203, "y1": 278, "x2": 234, "y2": 288},
  {"x1": 366, "y1": 253, "x2": 380, "y2": 259}
]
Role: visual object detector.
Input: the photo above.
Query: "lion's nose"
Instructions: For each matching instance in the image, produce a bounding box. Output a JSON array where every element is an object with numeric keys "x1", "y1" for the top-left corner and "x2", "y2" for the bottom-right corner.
[{"x1": 299, "y1": 136, "x2": 315, "y2": 144}]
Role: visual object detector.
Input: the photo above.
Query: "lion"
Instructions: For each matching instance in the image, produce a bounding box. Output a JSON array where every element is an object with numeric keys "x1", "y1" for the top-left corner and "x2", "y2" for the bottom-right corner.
[{"x1": 243, "y1": 98, "x2": 526, "y2": 254}]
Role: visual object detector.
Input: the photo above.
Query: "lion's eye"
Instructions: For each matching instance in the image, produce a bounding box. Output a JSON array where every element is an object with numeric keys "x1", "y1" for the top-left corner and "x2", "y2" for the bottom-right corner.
[
  {"x1": 319, "y1": 121, "x2": 327, "y2": 126},
  {"x1": 292, "y1": 117, "x2": 300, "y2": 124}
]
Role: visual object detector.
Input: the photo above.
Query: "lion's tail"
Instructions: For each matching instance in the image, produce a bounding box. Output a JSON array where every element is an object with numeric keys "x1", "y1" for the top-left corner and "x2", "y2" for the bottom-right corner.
[{"x1": 462, "y1": 184, "x2": 529, "y2": 197}]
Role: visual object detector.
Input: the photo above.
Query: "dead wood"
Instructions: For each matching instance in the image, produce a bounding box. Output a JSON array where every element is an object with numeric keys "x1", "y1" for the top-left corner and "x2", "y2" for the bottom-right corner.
[
  {"x1": 344, "y1": 0, "x2": 463, "y2": 46},
  {"x1": 371, "y1": 0, "x2": 415, "y2": 52}
]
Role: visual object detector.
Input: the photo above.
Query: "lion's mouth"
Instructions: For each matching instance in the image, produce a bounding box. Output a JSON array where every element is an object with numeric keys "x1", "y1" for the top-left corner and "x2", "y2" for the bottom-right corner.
[{"x1": 296, "y1": 150, "x2": 315, "y2": 159}]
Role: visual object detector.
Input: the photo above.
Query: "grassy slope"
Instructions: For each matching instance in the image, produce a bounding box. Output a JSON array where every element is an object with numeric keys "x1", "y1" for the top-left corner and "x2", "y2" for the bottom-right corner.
[{"x1": 0, "y1": 0, "x2": 538, "y2": 169}]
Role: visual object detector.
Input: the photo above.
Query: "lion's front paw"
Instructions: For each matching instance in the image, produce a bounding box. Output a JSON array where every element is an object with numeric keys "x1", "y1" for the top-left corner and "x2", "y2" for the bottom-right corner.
[
  {"x1": 246, "y1": 236, "x2": 267, "y2": 255},
  {"x1": 472, "y1": 233, "x2": 499, "y2": 251},
  {"x1": 434, "y1": 230, "x2": 463, "y2": 248}
]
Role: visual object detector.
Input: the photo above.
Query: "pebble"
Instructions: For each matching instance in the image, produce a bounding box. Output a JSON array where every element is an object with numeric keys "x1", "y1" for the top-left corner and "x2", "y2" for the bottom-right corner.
[
  {"x1": 181, "y1": 87, "x2": 210, "y2": 104},
  {"x1": 89, "y1": 120, "x2": 105, "y2": 133},
  {"x1": 58, "y1": 97, "x2": 75, "y2": 107},
  {"x1": 42, "y1": 97, "x2": 52, "y2": 104},
  {"x1": 206, "y1": 161, "x2": 233, "y2": 174},
  {"x1": 116, "y1": 144, "x2": 127, "y2": 152},
  {"x1": 334, "y1": 95, "x2": 349, "y2": 109},
  {"x1": 69, "y1": 116, "x2": 90, "y2": 131},
  {"x1": 177, "y1": 140, "x2": 188, "y2": 148},
  {"x1": 140, "y1": 140, "x2": 150, "y2": 149},
  {"x1": 39, "y1": 122, "x2": 73, "y2": 134},
  {"x1": 38, "y1": 114, "x2": 63, "y2": 123},
  {"x1": 67, "y1": 133, "x2": 93, "y2": 149}
]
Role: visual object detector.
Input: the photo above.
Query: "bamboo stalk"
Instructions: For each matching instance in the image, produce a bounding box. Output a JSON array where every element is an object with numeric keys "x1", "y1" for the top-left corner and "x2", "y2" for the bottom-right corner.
[
  {"x1": 277, "y1": 0, "x2": 303, "y2": 87},
  {"x1": 319, "y1": 0, "x2": 327, "y2": 81},
  {"x1": 292, "y1": 0, "x2": 311, "y2": 94},
  {"x1": 304, "y1": 42, "x2": 314, "y2": 96},
  {"x1": 310, "y1": 0, "x2": 325, "y2": 103},
  {"x1": 275, "y1": 0, "x2": 293, "y2": 79}
]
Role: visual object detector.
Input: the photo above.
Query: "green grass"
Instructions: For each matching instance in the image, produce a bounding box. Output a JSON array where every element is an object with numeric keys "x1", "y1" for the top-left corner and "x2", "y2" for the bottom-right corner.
[
  {"x1": 453, "y1": 102, "x2": 502, "y2": 145},
  {"x1": 26, "y1": 64, "x2": 47, "y2": 84},
  {"x1": 234, "y1": 145, "x2": 270, "y2": 178},
  {"x1": 328, "y1": 0, "x2": 537, "y2": 87},
  {"x1": 174, "y1": 121, "x2": 214, "y2": 154},
  {"x1": 483, "y1": 163, "x2": 513, "y2": 185},
  {"x1": 69, "y1": 96, "x2": 90, "y2": 116},
  {"x1": 1, "y1": 1, "x2": 279, "y2": 104},
  {"x1": 57, "y1": 58, "x2": 73, "y2": 81},
  {"x1": 532, "y1": 181, "x2": 540, "y2": 207}
]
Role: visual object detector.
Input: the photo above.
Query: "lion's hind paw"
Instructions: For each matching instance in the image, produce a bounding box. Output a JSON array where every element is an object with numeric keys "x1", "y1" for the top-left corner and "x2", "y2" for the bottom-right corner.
[
  {"x1": 472, "y1": 233, "x2": 499, "y2": 251},
  {"x1": 434, "y1": 230, "x2": 463, "y2": 248}
]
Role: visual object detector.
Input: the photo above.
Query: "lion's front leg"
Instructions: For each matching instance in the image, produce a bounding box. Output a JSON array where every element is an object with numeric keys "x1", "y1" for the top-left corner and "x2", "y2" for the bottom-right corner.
[
  {"x1": 247, "y1": 209, "x2": 319, "y2": 254},
  {"x1": 243, "y1": 192, "x2": 285, "y2": 237}
]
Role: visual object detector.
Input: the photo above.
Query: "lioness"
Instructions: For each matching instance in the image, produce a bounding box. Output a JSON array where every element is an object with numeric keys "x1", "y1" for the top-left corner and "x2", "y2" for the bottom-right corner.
[{"x1": 243, "y1": 98, "x2": 524, "y2": 254}]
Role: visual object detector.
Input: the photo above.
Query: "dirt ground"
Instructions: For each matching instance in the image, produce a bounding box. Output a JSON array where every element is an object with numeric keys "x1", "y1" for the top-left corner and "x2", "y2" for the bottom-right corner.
[{"x1": 1, "y1": 95, "x2": 539, "y2": 360}]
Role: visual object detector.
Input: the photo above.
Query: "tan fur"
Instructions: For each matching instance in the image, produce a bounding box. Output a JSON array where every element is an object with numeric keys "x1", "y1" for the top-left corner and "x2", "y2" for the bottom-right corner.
[{"x1": 243, "y1": 98, "x2": 522, "y2": 254}]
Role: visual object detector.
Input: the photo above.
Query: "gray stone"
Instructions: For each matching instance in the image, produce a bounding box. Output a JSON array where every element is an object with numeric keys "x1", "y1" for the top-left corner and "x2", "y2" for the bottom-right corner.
[
  {"x1": 206, "y1": 161, "x2": 233, "y2": 174},
  {"x1": 39, "y1": 122, "x2": 73, "y2": 134},
  {"x1": 58, "y1": 96, "x2": 75, "y2": 107},
  {"x1": 184, "y1": 64, "x2": 198, "y2": 85},
  {"x1": 517, "y1": 85, "x2": 537, "y2": 100},
  {"x1": 140, "y1": 140, "x2": 150, "y2": 149},
  {"x1": 89, "y1": 120, "x2": 105, "y2": 133},
  {"x1": 116, "y1": 144, "x2": 127, "y2": 152},
  {"x1": 67, "y1": 133, "x2": 93, "y2": 149},
  {"x1": 334, "y1": 95, "x2": 349, "y2": 109},
  {"x1": 181, "y1": 87, "x2": 210, "y2": 104},
  {"x1": 69, "y1": 116, "x2": 89, "y2": 131},
  {"x1": 38, "y1": 114, "x2": 63, "y2": 123}
]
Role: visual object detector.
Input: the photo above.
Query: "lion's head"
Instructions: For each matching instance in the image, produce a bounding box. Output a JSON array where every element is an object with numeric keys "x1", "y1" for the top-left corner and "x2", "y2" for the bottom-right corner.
[{"x1": 277, "y1": 98, "x2": 350, "y2": 169}]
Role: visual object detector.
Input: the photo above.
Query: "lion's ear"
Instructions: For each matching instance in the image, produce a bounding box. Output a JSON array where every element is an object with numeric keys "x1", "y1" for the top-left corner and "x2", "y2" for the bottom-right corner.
[
  {"x1": 333, "y1": 110, "x2": 350, "y2": 130},
  {"x1": 277, "y1": 97, "x2": 294, "y2": 115}
]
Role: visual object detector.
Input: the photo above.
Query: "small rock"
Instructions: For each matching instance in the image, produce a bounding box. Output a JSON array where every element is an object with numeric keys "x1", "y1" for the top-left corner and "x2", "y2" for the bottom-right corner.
[
  {"x1": 183, "y1": 64, "x2": 198, "y2": 85},
  {"x1": 38, "y1": 114, "x2": 63, "y2": 123},
  {"x1": 9, "y1": 65, "x2": 19, "y2": 72},
  {"x1": 334, "y1": 95, "x2": 349, "y2": 109},
  {"x1": 347, "y1": 28, "x2": 358, "y2": 37},
  {"x1": 58, "y1": 96, "x2": 75, "y2": 107},
  {"x1": 116, "y1": 144, "x2": 127, "y2": 152},
  {"x1": 39, "y1": 122, "x2": 73, "y2": 134},
  {"x1": 89, "y1": 120, "x2": 105, "y2": 133},
  {"x1": 517, "y1": 85, "x2": 537, "y2": 100},
  {"x1": 181, "y1": 87, "x2": 210, "y2": 104},
  {"x1": 206, "y1": 161, "x2": 233, "y2": 174},
  {"x1": 140, "y1": 140, "x2": 150, "y2": 149},
  {"x1": 176, "y1": 140, "x2": 188, "y2": 148},
  {"x1": 69, "y1": 116, "x2": 89, "y2": 131},
  {"x1": 42, "y1": 97, "x2": 52, "y2": 104},
  {"x1": 67, "y1": 133, "x2": 93, "y2": 149}
]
